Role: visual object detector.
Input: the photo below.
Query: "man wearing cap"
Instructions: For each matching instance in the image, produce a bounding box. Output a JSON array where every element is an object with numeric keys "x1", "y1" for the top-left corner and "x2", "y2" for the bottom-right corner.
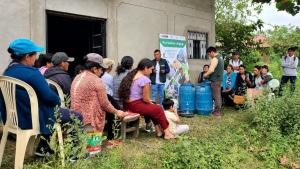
[
  {"x1": 44, "y1": 52, "x2": 74, "y2": 95},
  {"x1": 279, "y1": 47, "x2": 299, "y2": 95}
]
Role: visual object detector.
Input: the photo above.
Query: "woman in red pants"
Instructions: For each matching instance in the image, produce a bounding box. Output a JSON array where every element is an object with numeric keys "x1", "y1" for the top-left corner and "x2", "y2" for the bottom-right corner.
[{"x1": 119, "y1": 58, "x2": 174, "y2": 139}]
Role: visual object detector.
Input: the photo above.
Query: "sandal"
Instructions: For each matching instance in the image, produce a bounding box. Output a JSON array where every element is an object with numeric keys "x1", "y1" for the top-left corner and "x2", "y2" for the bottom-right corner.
[{"x1": 156, "y1": 133, "x2": 164, "y2": 138}]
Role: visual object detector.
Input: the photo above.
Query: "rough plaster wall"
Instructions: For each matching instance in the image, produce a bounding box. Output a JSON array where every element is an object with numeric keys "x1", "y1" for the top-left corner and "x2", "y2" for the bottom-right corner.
[
  {"x1": 174, "y1": 14, "x2": 212, "y2": 83},
  {"x1": 0, "y1": 0, "x2": 31, "y2": 73},
  {"x1": 0, "y1": 0, "x2": 215, "y2": 81},
  {"x1": 114, "y1": 0, "x2": 214, "y2": 81},
  {"x1": 46, "y1": 0, "x2": 108, "y2": 18},
  {"x1": 116, "y1": 2, "x2": 168, "y2": 67},
  {"x1": 174, "y1": 0, "x2": 212, "y2": 13}
]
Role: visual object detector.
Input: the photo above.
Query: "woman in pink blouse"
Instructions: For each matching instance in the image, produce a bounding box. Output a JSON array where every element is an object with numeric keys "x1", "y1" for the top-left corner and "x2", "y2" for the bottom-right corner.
[
  {"x1": 71, "y1": 53, "x2": 126, "y2": 132},
  {"x1": 119, "y1": 58, "x2": 174, "y2": 139}
]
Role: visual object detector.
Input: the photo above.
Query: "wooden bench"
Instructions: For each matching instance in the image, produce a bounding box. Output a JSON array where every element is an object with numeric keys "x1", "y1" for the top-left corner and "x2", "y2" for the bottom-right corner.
[{"x1": 120, "y1": 112, "x2": 140, "y2": 140}]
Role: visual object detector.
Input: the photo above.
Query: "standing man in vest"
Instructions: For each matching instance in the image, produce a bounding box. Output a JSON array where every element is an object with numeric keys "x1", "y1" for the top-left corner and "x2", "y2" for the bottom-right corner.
[
  {"x1": 279, "y1": 47, "x2": 298, "y2": 95},
  {"x1": 204, "y1": 47, "x2": 224, "y2": 116},
  {"x1": 150, "y1": 49, "x2": 170, "y2": 105}
]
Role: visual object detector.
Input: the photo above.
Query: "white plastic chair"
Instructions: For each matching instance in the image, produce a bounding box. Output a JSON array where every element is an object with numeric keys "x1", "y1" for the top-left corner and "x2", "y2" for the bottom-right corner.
[
  {"x1": 47, "y1": 79, "x2": 66, "y2": 107},
  {"x1": 268, "y1": 79, "x2": 280, "y2": 91},
  {"x1": 46, "y1": 79, "x2": 65, "y2": 167},
  {"x1": 0, "y1": 76, "x2": 40, "y2": 169}
]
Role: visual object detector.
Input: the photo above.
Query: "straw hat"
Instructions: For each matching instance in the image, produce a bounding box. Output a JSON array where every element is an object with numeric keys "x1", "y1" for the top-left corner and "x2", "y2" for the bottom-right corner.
[{"x1": 103, "y1": 58, "x2": 115, "y2": 68}]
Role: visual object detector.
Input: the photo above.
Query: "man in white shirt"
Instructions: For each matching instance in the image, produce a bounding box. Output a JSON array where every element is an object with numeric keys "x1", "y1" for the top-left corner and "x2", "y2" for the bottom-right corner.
[
  {"x1": 149, "y1": 49, "x2": 170, "y2": 105},
  {"x1": 279, "y1": 47, "x2": 299, "y2": 95},
  {"x1": 229, "y1": 51, "x2": 243, "y2": 73}
]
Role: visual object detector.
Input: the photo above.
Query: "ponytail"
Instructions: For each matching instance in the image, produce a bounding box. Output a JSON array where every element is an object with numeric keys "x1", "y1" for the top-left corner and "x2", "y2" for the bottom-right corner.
[
  {"x1": 116, "y1": 65, "x2": 126, "y2": 75},
  {"x1": 116, "y1": 56, "x2": 134, "y2": 75},
  {"x1": 118, "y1": 58, "x2": 153, "y2": 101},
  {"x1": 118, "y1": 69, "x2": 138, "y2": 101}
]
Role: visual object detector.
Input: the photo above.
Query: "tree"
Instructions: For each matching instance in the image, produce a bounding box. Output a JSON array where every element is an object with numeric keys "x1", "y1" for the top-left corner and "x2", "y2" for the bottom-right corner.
[
  {"x1": 267, "y1": 25, "x2": 300, "y2": 55},
  {"x1": 215, "y1": 0, "x2": 264, "y2": 65},
  {"x1": 216, "y1": 0, "x2": 263, "y2": 23},
  {"x1": 252, "y1": 0, "x2": 300, "y2": 16}
]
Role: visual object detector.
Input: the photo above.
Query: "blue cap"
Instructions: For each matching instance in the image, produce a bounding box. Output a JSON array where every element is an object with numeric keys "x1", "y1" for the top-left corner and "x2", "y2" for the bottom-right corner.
[{"x1": 9, "y1": 38, "x2": 44, "y2": 56}]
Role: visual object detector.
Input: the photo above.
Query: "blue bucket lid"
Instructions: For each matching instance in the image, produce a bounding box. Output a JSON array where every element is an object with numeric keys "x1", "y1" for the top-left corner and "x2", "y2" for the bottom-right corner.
[
  {"x1": 181, "y1": 83, "x2": 194, "y2": 87},
  {"x1": 196, "y1": 81, "x2": 211, "y2": 86}
]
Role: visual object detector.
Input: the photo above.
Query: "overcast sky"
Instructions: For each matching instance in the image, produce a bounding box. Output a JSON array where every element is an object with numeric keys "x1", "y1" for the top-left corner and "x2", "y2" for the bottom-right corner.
[{"x1": 257, "y1": 3, "x2": 300, "y2": 30}]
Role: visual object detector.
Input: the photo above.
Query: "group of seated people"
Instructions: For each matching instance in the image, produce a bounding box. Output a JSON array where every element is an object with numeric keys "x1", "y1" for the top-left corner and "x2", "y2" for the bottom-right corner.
[
  {"x1": 0, "y1": 39, "x2": 191, "y2": 158},
  {"x1": 222, "y1": 64, "x2": 273, "y2": 108},
  {"x1": 199, "y1": 51, "x2": 274, "y2": 109}
]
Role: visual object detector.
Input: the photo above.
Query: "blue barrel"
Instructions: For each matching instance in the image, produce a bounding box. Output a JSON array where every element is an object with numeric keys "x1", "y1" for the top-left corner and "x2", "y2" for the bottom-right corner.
[
  {"x1": 195, "y1": 82, "x2": 213, "y2": 115},
  {"x1": 179, "y1": 83, "x2": 195, "y2": 114}
]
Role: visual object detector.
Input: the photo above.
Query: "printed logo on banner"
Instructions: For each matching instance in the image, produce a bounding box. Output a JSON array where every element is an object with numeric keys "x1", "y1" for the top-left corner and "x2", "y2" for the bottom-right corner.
[{"x1": 159, "y1": 34, "x2": 190, "y2": 100}]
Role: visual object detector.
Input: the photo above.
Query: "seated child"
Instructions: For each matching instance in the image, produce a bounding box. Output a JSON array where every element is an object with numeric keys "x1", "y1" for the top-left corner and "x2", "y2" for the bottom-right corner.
[{"x1": 162, "y1": 98, "x2": 189, "y2": 136}]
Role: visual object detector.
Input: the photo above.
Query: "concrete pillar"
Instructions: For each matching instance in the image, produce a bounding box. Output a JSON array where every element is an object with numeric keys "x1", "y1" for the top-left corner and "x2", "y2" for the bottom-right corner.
[{"x1": 30, "y1": 0, "x2": 46, "y2": 49}]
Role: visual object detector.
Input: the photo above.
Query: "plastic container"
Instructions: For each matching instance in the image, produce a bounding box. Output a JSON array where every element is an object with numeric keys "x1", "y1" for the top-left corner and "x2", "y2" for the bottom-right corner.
[
  {"x1": 178, "y1": 83, "x2": 195, "y2": 115},
  {"x1": 195, "y1": 82, "x2": 213, "y2": 115}
]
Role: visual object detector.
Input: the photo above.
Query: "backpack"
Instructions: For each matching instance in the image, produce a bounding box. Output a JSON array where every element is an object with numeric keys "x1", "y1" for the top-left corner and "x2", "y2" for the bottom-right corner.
[
  {"x1": 284, "y1": 55, "x2": 297, "y2": 61},
  {"x1": 230, "y1": 59, "x2": 241, "y2": 65}
]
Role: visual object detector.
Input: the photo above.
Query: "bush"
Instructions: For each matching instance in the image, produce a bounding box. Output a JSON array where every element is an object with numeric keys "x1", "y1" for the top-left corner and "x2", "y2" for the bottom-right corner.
[
  {"x1": 162, "y1": 136, "x2": 222, "y2": 169},
  {"x1": 162, "y1": 91, "x2": 300, "y2": 169},
  {"x1": 251, "y1": 93, "x2": 300, "y2": 137}
]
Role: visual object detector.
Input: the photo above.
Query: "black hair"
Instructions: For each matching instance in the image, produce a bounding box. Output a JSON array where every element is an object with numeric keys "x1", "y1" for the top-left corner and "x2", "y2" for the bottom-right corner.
[
  {"x1": 232, "y1": 51, "x2": 240, "y2": 56},
  {"x1": 162, "y1": 98, "x2": 174, "y2": 110},
  {"x1": 239, "y1": 64, "x2": 246, "y2": 69},
  {"x1": 285, "y1": 47, "x2": 298, "y2": 61},
  {"x1": 288, "y1": 47, "x2": 298, "y2": 52},
  {"x1": 136, "y1": 58, "x2": 153, "y2": 71},
  {"x1": 119, "y1": 58, "x2": 154, "y2": 101},
  {"x1": 116, "y1": 56, "x2": 134, "y2": 75},
  {"x1": 203, "y1": 64, "x2": 209, "y2": 68},
  {"x1": 254, "y1": 65, "x2": 261, "y2": 70},
  {"x1": 261, "y1": 65, "x2": 269, "y2": 71},
  {"x1": 206, "y1": 46, "x2": 217, "y2": 53},
  {"x1": 35, "y1": 53, "x2": 53, "y2": 68},
  {"x1": 227, "y1": 64, "x2": 234, "y2": 70},
  {"x1": 154, "y1": 49, "x2": 161, "y2": 53},
  {"x1": 74, "y1": 65, "x2": 85, "y2": 77},
  {"x1": 8, "y1": 47, "x2": 36, "y2": 63}
]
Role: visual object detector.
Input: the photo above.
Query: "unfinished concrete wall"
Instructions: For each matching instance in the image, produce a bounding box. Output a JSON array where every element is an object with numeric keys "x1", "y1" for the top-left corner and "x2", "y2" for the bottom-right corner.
[
  {"x1": 113, "y1": 0, "x2": 214, "y2": 82},
  {"x1": 0, "y1": 0, "x2": 215, "y2": 83},
  {"x1": 0, "y1": 0, "x2": 31, "y2": 73}
]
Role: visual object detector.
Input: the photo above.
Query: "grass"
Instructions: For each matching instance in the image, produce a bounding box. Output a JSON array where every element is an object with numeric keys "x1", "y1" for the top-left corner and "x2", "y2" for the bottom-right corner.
[
  {"x1": 1, "y1": 106, "x2": 297, "y2": 169},
  {"x1": 0, "y1": 107, "x2": 245, "y2": 169}
]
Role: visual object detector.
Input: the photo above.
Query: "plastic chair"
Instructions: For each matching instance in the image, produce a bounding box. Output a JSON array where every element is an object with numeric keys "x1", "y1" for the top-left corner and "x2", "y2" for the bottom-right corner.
[
  {"x1": 268, "y1": 79, "x2": 280, "y2": 91},
  {"x1": 46, "y1": 79, "x2": 65, "y2": 166},
  {"x1": 46, "y1": 79, "x2": 65, "y2": 107},
  {"x1": 0, "y1": 76, "x2": 40, "y2": 169}
]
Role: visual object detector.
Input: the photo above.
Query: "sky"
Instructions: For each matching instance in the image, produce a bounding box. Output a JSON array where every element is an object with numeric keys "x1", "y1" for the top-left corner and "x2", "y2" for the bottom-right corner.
[{"x1": 256, "y1": 3, "x2": 300, "y2": 30}]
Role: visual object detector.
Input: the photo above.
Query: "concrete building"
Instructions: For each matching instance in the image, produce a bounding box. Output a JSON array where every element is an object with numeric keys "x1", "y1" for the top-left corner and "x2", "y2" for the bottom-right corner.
[{"x1": 0, "y1": 0, "x2": 215, "y2": 82}]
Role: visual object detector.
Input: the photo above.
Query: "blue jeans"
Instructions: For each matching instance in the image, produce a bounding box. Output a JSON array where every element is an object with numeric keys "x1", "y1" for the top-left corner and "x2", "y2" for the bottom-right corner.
[{"x1": 151, "y1": 84, "x2": 165, "y2": 105}]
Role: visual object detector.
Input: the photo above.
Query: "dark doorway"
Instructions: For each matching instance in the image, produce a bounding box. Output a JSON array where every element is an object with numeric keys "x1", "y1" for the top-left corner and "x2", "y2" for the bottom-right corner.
[{"x1": 46, "y1": 10, "x2": 106, "y2": 77}]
